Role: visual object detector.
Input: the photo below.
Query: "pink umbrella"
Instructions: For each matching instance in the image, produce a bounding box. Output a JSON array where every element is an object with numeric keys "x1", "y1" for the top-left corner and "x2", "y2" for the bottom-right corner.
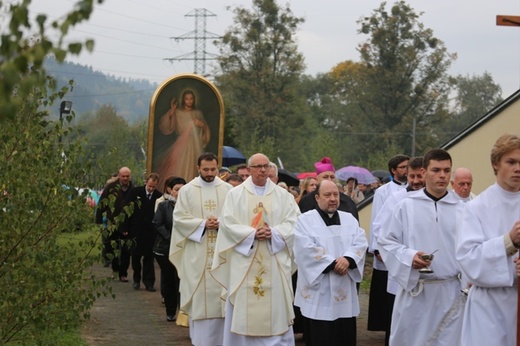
[{"x1": 335, "y1": 166, "x2": 378, "y2": 184}]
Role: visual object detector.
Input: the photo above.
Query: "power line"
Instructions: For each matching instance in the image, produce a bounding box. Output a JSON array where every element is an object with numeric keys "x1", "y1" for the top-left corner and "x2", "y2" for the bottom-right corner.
[{"x1": 164, "y1": 8, "x2": 221, "y2": 76}]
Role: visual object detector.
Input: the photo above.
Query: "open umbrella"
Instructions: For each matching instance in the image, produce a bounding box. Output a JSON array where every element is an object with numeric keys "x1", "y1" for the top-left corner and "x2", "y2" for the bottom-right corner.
[
  {"x1": 336, "y1": 166, "x2": 378, "y2": 184},
  {"x1": 278, "y1": 169, "x2": 300, "y2": 187},
  {"x1": 221, "y1": 146, "x2": 246, "y2": 167},
  {"x1": 296, "y1": 172, "x2": 316, "y2": 179},
  {"x1": 371, "y1": 169, "x2": 389, "y2": 181}
]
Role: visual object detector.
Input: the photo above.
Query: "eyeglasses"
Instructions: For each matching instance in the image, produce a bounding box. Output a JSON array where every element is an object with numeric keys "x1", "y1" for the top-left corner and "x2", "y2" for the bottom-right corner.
[{"x1": 249, "y1": 164, "x2": 270, "y2": 170}]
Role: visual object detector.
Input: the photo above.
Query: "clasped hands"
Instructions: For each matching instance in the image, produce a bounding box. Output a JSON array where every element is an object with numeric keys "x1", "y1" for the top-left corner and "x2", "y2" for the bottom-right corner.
[
  {"x1": 255, "y1": 223, "x2": 271, "y2": 241},
  {"x1": 333, "y1": 257, "x2": 350, "y2": 276},
  {"x1": 205, "y1": 216, "x2": 219, "y2": 230}
]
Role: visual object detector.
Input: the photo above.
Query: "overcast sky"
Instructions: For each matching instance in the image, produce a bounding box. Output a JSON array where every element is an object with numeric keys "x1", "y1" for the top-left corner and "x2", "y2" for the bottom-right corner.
[{"x1": 26, "y1": 0, "x2": 520, "y2": 97}]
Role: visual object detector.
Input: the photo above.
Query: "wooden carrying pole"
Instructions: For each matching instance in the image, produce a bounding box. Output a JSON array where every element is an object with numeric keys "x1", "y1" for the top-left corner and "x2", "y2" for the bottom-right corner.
[
  {"x1": 497, "y1": 15, "x2": 520, "y2": 27},
  {"x1": 495, "y1": 13, "x2": 520, "y2": 344}
]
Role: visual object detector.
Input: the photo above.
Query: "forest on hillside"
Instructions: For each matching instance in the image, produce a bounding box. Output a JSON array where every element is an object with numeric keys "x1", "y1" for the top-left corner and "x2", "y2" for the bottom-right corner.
[{"x1": 44, "y1": 57, "x2": 157, "y2": 124}]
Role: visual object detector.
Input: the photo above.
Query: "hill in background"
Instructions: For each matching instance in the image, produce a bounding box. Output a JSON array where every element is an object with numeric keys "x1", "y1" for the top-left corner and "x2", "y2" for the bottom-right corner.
[{"x1": 44, "y1": 57, "x2": 159, "y2": 124}]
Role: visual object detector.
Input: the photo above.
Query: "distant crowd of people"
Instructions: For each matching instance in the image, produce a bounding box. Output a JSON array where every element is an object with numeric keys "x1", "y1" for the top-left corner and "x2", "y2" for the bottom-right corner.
[{"x1": 95, "y1": 133, "x2": 520, "y2": 346}]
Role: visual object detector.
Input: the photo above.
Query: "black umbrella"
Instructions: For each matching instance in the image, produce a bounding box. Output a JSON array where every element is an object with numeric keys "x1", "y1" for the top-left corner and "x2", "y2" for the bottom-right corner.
[
  {"x1": 222, "y1": 146, "x2": 246, "y2": 167},
  {"x1": 371, "y1": 170, "x2": 389, "y2": 181},
  {"x1": 278, "y1": 169, "x2": 300, "y2": 186}
]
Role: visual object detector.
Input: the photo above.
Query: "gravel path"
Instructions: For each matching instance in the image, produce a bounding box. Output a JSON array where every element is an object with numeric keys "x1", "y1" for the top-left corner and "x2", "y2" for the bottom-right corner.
[{"x1": 82, "y1": 263, "x2": 385, "y2": 346}]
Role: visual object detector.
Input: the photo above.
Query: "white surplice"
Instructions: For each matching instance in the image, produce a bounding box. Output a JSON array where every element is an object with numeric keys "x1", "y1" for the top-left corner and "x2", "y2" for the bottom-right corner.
[
  {"x1": 170, "y1": 176, "x2": 231, "y2": 346},
  {"x1": 378, "y1": 189, "x2": 465, "y2": 346},
  {"x1": 372, "y1": 188, "x2": 408, "y2": 295},
  {"x1": 211, "y1": 177, "x2": 299, "y2": 346},
  {"x1": 369, "y1": 181, "x2": 407, "y2": 268},
  {"x1": 294, "y1": 210, "x2": 367, "y2": 321},
  {"x1": 456, "y1": 183, "x2": 520, "y2": 346}
]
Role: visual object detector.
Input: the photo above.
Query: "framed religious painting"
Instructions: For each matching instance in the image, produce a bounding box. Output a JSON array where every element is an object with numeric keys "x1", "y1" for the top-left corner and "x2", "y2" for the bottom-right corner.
[{"x1": 147, "y1": 73, "x2": 225, "y2": 187}]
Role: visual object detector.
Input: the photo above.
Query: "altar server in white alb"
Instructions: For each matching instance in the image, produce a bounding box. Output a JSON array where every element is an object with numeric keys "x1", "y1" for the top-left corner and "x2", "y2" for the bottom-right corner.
[
  {"x1": 170, "y1": 153, "x2": 232, "y2": 346},
  {"x1": 211, "y1": 153, "x2": 299, "y2": 346},
  {"x1": 456, "y1": 133, "x2": 520, "y2": 346},
  {"x1": 294, "y1": 180, "x2": 367, "y2": 346},
  {"x1": 378, "y1": 148, "x2": 465, "y2": 346}
]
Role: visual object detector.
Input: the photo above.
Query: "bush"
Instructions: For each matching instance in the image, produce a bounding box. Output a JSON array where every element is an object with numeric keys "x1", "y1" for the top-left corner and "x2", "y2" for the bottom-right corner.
[{"x1": 0, "y1": 1, "x2": 108, "y2": 343}]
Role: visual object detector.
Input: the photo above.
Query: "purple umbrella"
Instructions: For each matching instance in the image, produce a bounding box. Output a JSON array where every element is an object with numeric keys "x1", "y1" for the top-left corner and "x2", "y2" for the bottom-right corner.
[{"x1": 336, "y1": 166, "x2": 378, "y2": 184}]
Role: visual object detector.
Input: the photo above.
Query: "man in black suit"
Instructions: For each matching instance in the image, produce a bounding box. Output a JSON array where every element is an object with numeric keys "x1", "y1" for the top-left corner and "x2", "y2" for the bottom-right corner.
[{"x1": 121, "y1": 173, "x2": 162, "y2": 291}]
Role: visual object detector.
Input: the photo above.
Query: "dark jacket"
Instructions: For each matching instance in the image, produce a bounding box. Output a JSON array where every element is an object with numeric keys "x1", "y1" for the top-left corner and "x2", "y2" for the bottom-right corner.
[
  {"x1": 121, "y1": 186, "x2": 162, "y2": 255},
  {"x1": 95, "y1": 180, "x2": 133, "y2": 225},
  {"x1": 152, "y1": 199, "x2": 176, "y2": 255},
  {"x1": 298, "y1": 190, "x2": 359, "y2": 221}
]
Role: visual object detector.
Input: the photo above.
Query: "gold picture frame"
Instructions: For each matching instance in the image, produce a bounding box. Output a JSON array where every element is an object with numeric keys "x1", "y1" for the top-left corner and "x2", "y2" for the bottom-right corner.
[{"x1": 147, "y1": 73, "x2": 225, "y2": 186}]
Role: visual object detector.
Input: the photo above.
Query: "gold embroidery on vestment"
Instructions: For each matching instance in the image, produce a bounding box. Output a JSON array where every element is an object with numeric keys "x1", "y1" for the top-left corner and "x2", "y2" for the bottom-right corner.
[{"x1": 203, "y1": 199, "x2": 217, "y2": 212}]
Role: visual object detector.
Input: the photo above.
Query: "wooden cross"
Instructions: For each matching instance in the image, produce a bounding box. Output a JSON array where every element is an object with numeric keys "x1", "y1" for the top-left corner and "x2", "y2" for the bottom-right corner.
[{"x1": 497, "y1": 15, "x2": 520, "y2": 27}]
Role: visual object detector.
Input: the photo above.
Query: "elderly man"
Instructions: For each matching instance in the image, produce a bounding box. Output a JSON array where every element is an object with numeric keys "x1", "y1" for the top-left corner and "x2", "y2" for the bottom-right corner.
[
  {"x1": 211, "y1": 153, "x2": 299, "y2": 346},
  {"x1": 294, "y1": 180, "x2": 367, "y2": 346},
  {"x1": 450, "y1": 167, "x2": 476, "y2": 202},
  {"x1": 268, "y1": 161, "x2": 279, "y2": 184},
  {"x1": 95, "y1": 166, "x2": 133, "y2": 280},
  {"x1": 378, "y1": 149, "x2": 464, "y2": 346},
  {"x1": 170, "y1": 153, "x2": 232, "y2": 346}
]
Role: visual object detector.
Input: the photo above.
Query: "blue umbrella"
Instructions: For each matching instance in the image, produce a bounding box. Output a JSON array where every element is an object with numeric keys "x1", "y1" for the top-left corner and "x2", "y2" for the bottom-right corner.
[{"x1": 222, "y1": 146, "x2": 246, "y2": 167}]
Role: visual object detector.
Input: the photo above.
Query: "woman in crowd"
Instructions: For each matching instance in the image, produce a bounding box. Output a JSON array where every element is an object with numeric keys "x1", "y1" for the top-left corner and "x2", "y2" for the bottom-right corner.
[
  {"x1": 295, "y1": 176, "x2": 317, "y2": 204},
  {"x1": 152, "y1": 176, "x2": 186, "y2": 322}
]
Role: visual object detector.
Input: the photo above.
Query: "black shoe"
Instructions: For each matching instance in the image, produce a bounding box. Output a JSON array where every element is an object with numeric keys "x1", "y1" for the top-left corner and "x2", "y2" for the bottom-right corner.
[
  {"x1": 166, "y1": 315, "x2": 176, "y2": 322},
  {"x1": 146, "y1": 286, "x2": 156, "y2": 292},
  {"x1": 133, "y1": 282, "x2": 140, "y2": 290}
]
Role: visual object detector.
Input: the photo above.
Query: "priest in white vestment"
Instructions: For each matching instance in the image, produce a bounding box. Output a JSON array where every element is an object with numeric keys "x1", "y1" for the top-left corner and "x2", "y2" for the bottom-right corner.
[
  {"x1": 211, "y1": 153, "x2": 299, "y2": 346},
  {"x1": 294, "y1": 180, "x2": 367, "y2": 346},
  {"x1": 456, "y1": 134, "x2": 520, "y2": 346},
  {"x1": 170, "y1": 153, "x2": 232, "y2": 346},
  {"x1": 378, "y1": 149, "x2": 465, "y2": 346}
]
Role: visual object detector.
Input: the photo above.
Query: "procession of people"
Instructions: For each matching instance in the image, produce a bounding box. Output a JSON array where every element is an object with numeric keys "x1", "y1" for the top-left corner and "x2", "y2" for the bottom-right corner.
[{"x1": 95, "y1": 133, "x2": 520, "y2": 346}]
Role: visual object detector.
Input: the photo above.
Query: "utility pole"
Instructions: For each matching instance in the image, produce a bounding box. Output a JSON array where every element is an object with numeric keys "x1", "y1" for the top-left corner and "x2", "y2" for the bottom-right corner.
[{"x1": 165, "y1": 8, "x2": 221, "y2": 76}]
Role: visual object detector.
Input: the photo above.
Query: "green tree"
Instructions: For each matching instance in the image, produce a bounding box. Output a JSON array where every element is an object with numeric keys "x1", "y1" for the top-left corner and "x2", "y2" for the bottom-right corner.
[
  {"x1": 75, "y1": 105, "x2": 147, "y2": 188},
  {"x1": 0, "y1": 0, "x2": 96, "y2": 121},
  {"x1": 344, "y1": 1, "x2": 456, "y2": 158},
  {"x1": 214, "y1": 0, "x2": 309, "y2": 170},
  {"x1": 0, "y1": 0, "x2": 109, "y2": 343},
  {"x1": 445, "y1": 72, "x2": 503, "y2": 137}
]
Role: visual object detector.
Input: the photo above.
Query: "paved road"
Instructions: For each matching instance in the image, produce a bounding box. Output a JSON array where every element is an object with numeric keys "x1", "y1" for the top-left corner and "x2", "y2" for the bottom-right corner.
[{"x1": 82, "y1": 263, "x2": 385, "y2": 345}]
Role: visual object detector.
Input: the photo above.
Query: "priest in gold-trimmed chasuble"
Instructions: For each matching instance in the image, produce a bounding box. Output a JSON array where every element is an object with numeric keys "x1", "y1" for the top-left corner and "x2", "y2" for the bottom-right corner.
[
  {"x1": 211, "y1": 154, "x2": 300, "y2": 346},
  {"x1": 170, "y1": 154, "x2": 232, "y2": 346}
]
